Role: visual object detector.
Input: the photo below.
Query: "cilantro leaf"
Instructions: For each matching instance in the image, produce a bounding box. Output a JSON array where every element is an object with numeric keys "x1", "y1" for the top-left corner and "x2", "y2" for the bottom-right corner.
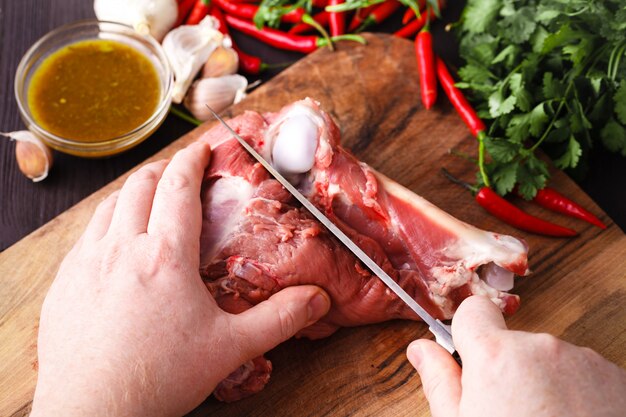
[
  {"x1": 542, "y1": 72, "x2": 565, "y2": 99},
  {"x1": 614, "y1": 80, "x2": 626, "y2": 125},
  {"x1": 516, "y1": 159, "x2": 548, "y2": 200},
  {"x1": 499, "y1": 6, "x2": 537, "y2": 45},
  {"x1": 492, "y1": 161, "x2": 519, "y2": 195},
  {"x1": 542, "y1": 24, "x2": 579, "y2": 54},
  {"x1": 554, "y1": 135, "x2": 582, "y2": 169},
  {"x1": 545, "y1": 125, "x2": 570, "y2": 144},
  {"x1": 569, "y1": 100, "x2": 592, "y2": 134},
  {"x1": 489, "y1": 89, "x2": 516, "y2": 117},
  {"x1": 462, "y1": 0, "x2": 501, "y2": 34},
  {"x1": 484, "y1": 136, "x2": 519, "y2": 163},
  {"x1": 505, "y1": 113, "x2": 530, "y2": 143},
  {"x1": 492, "y1": 45, "x2": 517, "y2": 66},
  {"x1": 600, "y1": 118, "x2": 626, "y2": 155},
  {"x1": 529, "y1": 103, "x2": 549, "y2": 136},
  {"x1": 509, "y1": 73, "x2": 533, "y2": 112},
  {"x1": 458, "y1": 64, "x2": 493, "y2": 85}
]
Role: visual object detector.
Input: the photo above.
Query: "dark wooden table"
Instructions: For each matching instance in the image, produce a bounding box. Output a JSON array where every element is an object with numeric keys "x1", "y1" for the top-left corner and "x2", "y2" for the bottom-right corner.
[{"x1": 1, "y1": 0, "x2": 624, "y2": 252}]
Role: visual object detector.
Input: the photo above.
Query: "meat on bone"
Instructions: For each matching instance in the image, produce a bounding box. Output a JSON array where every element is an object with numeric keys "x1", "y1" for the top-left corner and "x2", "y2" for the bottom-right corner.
[{"x1": 197, "y1": 98, "x2": 530, "y2": 401}]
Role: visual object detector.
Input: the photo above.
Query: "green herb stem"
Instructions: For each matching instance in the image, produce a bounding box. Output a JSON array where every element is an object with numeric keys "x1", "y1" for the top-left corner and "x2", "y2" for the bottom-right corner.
[
  {"x1": 476, "y1": 131, "x2": 490, "y2": 187},
  {"x1": 169, "y1": 106, "x2": 202, "y2": 126},
  {"x1": 529, "y1": 81, "x2": 574, "y2": 153}
]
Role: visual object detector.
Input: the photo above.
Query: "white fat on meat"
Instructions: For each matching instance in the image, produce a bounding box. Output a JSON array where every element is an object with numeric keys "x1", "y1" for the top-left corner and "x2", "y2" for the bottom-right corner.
[{"x1": 200, "y1": 177, "x2": 254, "y2": 265}]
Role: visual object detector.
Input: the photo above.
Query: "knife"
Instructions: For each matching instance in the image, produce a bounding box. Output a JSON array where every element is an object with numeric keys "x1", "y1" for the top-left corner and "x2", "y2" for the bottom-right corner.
[{"x1": 206, "y1": 106, "x2": 462, "y2": 366}]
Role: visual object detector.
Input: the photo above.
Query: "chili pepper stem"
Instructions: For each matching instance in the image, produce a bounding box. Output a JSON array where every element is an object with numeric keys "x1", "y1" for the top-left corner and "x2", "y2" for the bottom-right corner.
[
  {"x1": 321, "y1": 34, "x2": 367, "y2": 47},
  {"x1": 441, "y1": 168, "x2": 478, "y2": 193},
  {"x1": 302, "y1": 14, "x2": 334, "y2": 51},
  {"x1": 170, "y1": 105, "x2": 202, "y2": 126},
  {"x1": 448, "y1": 149, "x2": 477, "y2": 163},
  {"x1": 355, "y1": 16, "x2": 378, "y2": 33},
  {"x1": 476, "y1": 131, "x2": 490, "y2": 187}
]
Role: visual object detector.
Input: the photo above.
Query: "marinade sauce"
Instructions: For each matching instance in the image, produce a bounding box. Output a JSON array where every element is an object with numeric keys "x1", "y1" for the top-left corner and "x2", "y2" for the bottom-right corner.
[{"x1": 28, "y1": 39, "x2": 160, "y2": 142}]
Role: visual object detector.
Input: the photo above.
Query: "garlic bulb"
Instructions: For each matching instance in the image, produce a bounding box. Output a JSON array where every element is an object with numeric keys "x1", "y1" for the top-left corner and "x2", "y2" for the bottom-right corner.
[
  {"x1": 163, "y1": 16, "x2": 229, "y2": 103},
  {"x1": 1, "y1": 131, "x2": 53, "y2": 182},
  {"x1": 202, "y1": 46, "x2": 239, "y2": 78},
  {"x1": 183, "y1": 75, "x2": 248, "y2": 120},
  {"x1": 94, "y1": 0, "x2": 178, "y2": 42}
]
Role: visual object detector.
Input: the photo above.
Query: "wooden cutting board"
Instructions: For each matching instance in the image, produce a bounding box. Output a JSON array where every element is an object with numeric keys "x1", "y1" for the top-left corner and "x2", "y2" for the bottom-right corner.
[{"x1": 1, "y1": 34, "x2": 624, "y2": 417}]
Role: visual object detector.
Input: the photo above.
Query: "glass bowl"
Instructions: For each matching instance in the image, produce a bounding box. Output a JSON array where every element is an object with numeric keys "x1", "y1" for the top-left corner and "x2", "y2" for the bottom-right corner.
[{"x1": 15, "y1": 20, "x2": 173, "y2": 158}]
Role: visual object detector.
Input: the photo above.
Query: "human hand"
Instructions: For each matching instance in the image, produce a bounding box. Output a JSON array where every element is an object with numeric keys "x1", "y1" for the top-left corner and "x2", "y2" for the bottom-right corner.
[
  {"x1": 30, "y1": 141, "x2": 331, "y2": 417},
  {"x1": 407, "y1": 295, "x2": 626, "y2": 417}
]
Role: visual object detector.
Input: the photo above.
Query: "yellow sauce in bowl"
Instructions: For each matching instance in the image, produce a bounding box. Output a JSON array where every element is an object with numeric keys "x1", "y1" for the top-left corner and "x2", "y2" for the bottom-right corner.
[{"x1": 27, "y1": 39, "x2": 160, "y2": 142}]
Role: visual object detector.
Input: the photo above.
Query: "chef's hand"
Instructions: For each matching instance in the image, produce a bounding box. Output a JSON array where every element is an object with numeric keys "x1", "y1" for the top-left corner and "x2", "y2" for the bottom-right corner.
[
  {"x1": 30, "y1": 141, "x2": 331, "y2": 417},
  {"x1": 407, "y1": 295, "x2": 626, "y2": 417}
]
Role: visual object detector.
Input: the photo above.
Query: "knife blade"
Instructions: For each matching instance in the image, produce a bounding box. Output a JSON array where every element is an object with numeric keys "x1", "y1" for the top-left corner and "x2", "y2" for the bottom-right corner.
[{"x1": 206, "y1": 105, "x2": 461, "y2": 365}]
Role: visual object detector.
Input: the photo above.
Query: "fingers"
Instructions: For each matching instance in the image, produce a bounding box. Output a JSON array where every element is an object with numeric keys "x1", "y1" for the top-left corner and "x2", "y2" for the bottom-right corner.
[
  {"x1": 451, "y1": 295, "x2": 508, "y2": 360},
  {"x1": 147, "y1": 142, "x2": 211, "y2": 244},
  {"x1": 108, "y1": 160, "x2": 169, "y2": 235},
  {"x1": 407, "y1": 339, "x2": 461, "y2": 417},
  {"x1": 228, "y1": 286, "x2": 331, "y2": 363},
  {"x1": 82, "y1": 191, "x2": 120, "y2": 241}
]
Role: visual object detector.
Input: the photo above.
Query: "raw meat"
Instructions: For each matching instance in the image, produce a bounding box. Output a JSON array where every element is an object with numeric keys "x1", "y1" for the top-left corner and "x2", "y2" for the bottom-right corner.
[{"x1": 197, "y1": 98, "x2": 529, "y2": 401}]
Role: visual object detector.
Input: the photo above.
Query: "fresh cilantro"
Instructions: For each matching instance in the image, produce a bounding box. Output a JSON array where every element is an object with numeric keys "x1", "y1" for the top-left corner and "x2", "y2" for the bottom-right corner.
[
  {"x1": 461, "y1": 0, "x2": 500, "y2": 34},
  {"x1": 600, "y1": 119, "x2": 626, "y2": 155},
  {"x1": 528, "y1": 103, "x2": 549, "y2": 136},
  {"x1": 492, "y1": 161, "x2": 519, "y2": 196},
  {"x1": 615, "y1": 80, "x2": 626, "y2": 125},
  {"x1": 254, "y1": 0, "x2": 310, "y2": 28},
  {"x1": 554, "y1": 135, "x2": 582, "y2": 169},
  {"x1": 488, "y1": 89, "x2": 516, "y2": 118},
  {"x1": 484, "y1": 136, "x2": 519, "y2": 163},
  {"x1": 455, "y1": 0, "x2": 626, "y2": 198}
]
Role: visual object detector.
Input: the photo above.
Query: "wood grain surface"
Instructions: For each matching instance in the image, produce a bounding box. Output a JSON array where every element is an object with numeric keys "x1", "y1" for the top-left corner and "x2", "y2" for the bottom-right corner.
[{"x1": 0, "y1": 34, "x2": 624, "y2": 417}]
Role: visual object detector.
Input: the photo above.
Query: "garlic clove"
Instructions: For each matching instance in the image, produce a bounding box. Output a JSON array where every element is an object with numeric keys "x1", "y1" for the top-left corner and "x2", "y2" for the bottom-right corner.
[
  {"x1": 183, "y1": 75, "x2": 248, "y2": 121},
  {"x1": 94, "y1": 0, "x2": 178, "y2": 42},
  {"x1": 163, "y1": 16, "x2": 230, "y2": 104},
  {"x1": 202, "y1": 46, "x2": 239, "y2": 79},
  {"x1": 1, "y1": 131, "x2": 53, "y2": 182}
]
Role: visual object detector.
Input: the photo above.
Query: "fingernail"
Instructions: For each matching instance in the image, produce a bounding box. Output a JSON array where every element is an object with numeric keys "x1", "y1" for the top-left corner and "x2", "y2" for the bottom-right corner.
[
  {"x1": 407, "y1": 341, "x2": 423, "y2": 371},
  {"x1": 307, "y1": 292, "x2": 330, "y2": 322}
]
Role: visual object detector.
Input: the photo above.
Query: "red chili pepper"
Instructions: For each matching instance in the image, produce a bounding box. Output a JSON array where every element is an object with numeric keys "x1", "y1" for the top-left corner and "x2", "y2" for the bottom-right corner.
[
  {"x1": 225, "y1": 14, "x2": 363, "y2": 53},
  {"x1": 435, "y1": 57, "x2": 486, "y2": 136},
  {"x1": 347, "y1": 4, "x2": 376, "y2": 33},
  {"x1": 289, "y1": 11, "x2": 330, "y2": 35},
  {"x1": 393, "y1": 8, "x2": 434, "y2": 38},
  {"x1": 312, "y1": 0, "x2": 329, "y2": 6},
  {"x1": 415, "y1": 27, "x2": 437, "y2": 109},
  {"x1": 225, "y1": 14, "x2": 323, "y2": 52},
  {"x1": 442, "y1": 169, "x2": 578, "y2": 237},
  {"x1": 521, "y1": 187, "x2": 607, "y2": 229},
  {"x1": 235, "y1": 45, "x2": 269, "y2": 74},
  {"x1": 477, "y1": 187, "x2": 577, "y2": 237},
  {"x1": 215, "y1": 0, "x2": 305, "y2": 24},
  {"x1": 185, "y1": 0, "x2": 211, "y2": 24},
  {"x1": 436, "y1": 57, "x2": 491, "y2": 187},
  {"x1": 356, "y1": 0, "x2": 401, "y2": 32},
  {"x1": 175, "y1": 0, "x2": 198, "y2": 26},
  {"x1": 402, "y1": 7, "x2": 416, "y2": 24},
  {"x1": 328, "y1": 0, "x2": 345, "y2": 36}
]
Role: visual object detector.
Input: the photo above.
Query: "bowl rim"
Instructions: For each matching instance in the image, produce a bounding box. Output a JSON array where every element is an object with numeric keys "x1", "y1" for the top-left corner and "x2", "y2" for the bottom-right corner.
[{"x1": 14, "y1": 19, "x2": 173, "y2": 149}]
